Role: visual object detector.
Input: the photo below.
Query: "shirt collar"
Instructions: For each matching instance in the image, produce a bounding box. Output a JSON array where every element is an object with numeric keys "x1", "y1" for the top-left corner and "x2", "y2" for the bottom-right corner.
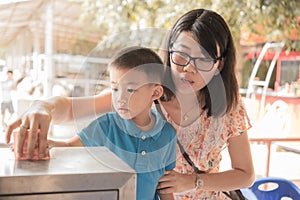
[{"x1": 113, "y1": 110, "x2": 165, "y2": 140}]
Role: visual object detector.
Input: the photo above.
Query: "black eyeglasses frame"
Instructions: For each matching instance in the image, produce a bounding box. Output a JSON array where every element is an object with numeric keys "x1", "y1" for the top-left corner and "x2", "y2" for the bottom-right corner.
[{"x1": 169, "y1": 50, "x2": 222, "y2": 72}]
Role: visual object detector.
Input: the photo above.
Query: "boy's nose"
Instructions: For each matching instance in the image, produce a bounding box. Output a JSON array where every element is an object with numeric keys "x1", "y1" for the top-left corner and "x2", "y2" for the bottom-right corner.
[
  {"x1": 117, "y1": 98, "x2": 126, "y2": 104},
  {"x1": 117, "y1": 91, "x2": 128, "y2": 103}
]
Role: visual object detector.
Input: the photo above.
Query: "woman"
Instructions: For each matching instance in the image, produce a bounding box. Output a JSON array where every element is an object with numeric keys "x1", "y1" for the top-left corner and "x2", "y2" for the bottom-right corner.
[
  {"x1": 6, "y1": 9, "x2": 254, "y2": 199},
  {"x1": 155, "y1": 9, "x2": 254, "y2": 199}
]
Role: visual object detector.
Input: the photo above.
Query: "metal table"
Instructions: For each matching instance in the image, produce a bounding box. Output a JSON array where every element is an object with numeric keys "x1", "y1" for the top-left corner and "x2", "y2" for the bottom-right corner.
[{"x1": 0, "y1": 147, "x2": 136, "y2": 200}]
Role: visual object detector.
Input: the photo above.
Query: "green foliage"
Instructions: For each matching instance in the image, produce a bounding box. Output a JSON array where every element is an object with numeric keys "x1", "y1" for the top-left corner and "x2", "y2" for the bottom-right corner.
[
  {"x1": 240, "y1": 0, "x2": 300, "y2": 50},
  {"x1": 79, "y1": 0, "x2": 300, "y2": 51}
]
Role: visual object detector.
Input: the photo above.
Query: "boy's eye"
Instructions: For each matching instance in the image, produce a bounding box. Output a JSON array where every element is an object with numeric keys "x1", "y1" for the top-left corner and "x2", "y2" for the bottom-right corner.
[
  {"x1": 127, "y1": 88, "x2": 136, "y2": 93},
  {"x1": 111, "y1": 88, "x2": 136, "y2": 93}
]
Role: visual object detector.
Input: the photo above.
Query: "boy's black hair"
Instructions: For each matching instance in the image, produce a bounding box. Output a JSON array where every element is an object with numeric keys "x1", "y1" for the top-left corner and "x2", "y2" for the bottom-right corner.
[{"x1": 109, "y1": 46, "x2": 165, "y2": 84}]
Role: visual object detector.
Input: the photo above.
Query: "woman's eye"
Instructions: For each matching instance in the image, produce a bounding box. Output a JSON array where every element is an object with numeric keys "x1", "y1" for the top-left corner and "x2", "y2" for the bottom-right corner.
[
  {"x1": 177, "y1": 55, "x2": 188, "y2": 63},
  {"x1": 198, "y1": 57, "x2": 213, "y2": 62},
  {"x1": 111, "y1": 88, "x2": 118, "y2": 92}
]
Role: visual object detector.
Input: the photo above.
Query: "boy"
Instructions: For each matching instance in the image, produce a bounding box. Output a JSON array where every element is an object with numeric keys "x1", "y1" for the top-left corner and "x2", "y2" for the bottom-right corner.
[{"x1": 49, "y1": 46, "x2": 177, "y2": 200}]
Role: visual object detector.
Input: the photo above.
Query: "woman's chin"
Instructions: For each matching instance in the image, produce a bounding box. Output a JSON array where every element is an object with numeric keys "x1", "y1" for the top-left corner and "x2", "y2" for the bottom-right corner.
[
  {"x1": 175, "y1": 81, "x2": 195, "y2": 94},
  {"x1": 177, "y1": 85, "x2": 196, "y2": 95}
]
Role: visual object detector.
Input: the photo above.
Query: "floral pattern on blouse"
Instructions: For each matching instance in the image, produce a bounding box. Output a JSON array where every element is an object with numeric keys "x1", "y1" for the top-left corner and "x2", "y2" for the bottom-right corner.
[{"x1": 172, "y1": 97, "x2": 251, "y2": 200}]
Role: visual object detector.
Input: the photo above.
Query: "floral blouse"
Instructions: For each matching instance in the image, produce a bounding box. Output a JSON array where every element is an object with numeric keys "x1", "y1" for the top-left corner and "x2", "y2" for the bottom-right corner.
[{"x1": 170, "y1": 97, "x2": 251, "y2": 200}]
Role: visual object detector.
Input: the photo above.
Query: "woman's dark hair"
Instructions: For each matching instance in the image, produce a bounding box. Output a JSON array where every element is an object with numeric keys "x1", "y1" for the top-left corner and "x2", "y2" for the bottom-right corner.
[{"x1": 160, "y1": 9, "x2": 239, "y2": 117}]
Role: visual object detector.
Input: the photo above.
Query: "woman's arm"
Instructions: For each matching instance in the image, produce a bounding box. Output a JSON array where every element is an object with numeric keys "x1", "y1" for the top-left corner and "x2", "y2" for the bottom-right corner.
[
  {"x1": 68, "y1": 89, "x2": 112, "y2": 123},
  {"x1": 5, "y1": 90, "x2": 112, "y2": 159},
  {"x1": 198, "y1": 132, "x2": 255, "y2": 191},
  {"x1": 157, "y1": 132, "x2": 255, "y2": 193}
]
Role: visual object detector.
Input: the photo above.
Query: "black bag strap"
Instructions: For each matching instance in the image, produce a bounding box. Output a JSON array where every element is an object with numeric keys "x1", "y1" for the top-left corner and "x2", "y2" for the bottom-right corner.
[
  {"x1": 154, "y1": 99, "x2": 164, "y2": 118},
  {"x1": 154, "y1": 100, "x2": 246, "y2": 200},
  {"x1": 155, "y1": 100, "x2": 203, "y2": 172},
  {"x1": 177, "y1": 139, "x2": 205, "y2": 174},
  {"x1": 177, "y1": 139, "x2": 246, "y2": 200}
]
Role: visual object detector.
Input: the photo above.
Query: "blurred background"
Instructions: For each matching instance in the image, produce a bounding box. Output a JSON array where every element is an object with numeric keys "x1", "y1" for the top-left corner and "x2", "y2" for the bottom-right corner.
[{"x1": 0, "y1": 0, "x2": 300, "y2": 188}]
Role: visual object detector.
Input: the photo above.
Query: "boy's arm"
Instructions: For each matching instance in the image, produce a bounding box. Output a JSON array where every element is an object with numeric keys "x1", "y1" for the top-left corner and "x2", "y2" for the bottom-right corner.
[
  {"x1": 48, "y1": 135, "x2": 83, "y2": 148},
  {"x1": 47, "y1": 139, "x2": 68, "y2": 147},
  {"x1": 159, "y1": 193, "x2": 174, "y2": 200}
]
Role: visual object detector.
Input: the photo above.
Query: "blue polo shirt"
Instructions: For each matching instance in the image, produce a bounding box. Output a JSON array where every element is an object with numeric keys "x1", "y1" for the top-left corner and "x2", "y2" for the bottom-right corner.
[{"x1": 78, "y1": 110, "x2": 177, "y2": 200}]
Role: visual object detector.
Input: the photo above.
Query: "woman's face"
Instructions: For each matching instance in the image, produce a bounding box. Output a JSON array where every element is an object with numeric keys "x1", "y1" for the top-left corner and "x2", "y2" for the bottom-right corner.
[{"x1": 169, "y1": 31, "x2": 221, "y2": 94}]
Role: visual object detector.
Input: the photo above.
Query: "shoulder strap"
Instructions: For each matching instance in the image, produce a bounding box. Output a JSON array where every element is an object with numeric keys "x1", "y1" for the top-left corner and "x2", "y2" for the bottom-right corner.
[
  {"x1": 154, "y1": 99, "x2": 205, "y2": 174},
  {"x1": 154, "y1": 100, "x2": 246, "y2": 199},
  {"x1": 177, "y1": 139, "x2": 205, "y2": 174},
  {"x1": 154, "y1": 100, "x2": 166, "y2": 120}
]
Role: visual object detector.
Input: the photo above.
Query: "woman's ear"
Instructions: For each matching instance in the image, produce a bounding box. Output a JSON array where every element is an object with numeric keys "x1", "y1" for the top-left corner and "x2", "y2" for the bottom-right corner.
[
  {"x1": 152, "y1": 85, "x2": 164, "y2": 100},
  {"x1": 215, "y1": 57, "x2": 224, "y2": 76},
  {"x1": 218, "y1": 57, "x2": 224, "y2": 71}
]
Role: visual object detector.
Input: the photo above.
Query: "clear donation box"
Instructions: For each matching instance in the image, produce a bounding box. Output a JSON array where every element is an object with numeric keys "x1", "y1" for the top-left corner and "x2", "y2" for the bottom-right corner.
[{"x1": 0, "y1": 147, "x2": 136, "y2": 200}]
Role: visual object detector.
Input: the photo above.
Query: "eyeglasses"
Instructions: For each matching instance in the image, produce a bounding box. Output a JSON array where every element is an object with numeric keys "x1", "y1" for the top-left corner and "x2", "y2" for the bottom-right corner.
[{"x1": 170, "y1": 50, "x2": 222, "y2": 72}]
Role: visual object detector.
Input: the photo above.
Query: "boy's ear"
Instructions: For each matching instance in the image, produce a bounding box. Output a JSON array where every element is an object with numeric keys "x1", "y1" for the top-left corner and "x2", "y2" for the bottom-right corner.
[{"x1": 152, "y1": 85, "x2": 163, "y2": 100}]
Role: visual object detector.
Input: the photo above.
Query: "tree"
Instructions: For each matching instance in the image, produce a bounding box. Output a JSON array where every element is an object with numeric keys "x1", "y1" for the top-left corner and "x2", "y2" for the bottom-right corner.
[
  {"x1": 239, "y1": 0, "x2": 300, "y2": 50},
  {"x1": 79, "y1": 0, "x2": 300, "y2": 51}
]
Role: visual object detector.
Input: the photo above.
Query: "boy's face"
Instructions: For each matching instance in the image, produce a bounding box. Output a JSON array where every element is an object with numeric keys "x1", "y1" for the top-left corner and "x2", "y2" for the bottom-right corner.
[{"x1": 109, "y1": 66, "x2": 157, "y2": 120}]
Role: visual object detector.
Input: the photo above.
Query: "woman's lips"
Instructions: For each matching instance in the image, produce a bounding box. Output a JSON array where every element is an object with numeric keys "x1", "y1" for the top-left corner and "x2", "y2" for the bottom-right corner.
[{"x1": 181, "y1": 77, "x2": 194, "y2": 84}]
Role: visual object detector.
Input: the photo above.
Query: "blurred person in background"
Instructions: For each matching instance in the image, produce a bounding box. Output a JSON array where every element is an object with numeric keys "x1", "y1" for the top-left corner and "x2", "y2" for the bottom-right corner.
[{"x1": 1, "y1": 70, "x2": 16, "y2": 129}]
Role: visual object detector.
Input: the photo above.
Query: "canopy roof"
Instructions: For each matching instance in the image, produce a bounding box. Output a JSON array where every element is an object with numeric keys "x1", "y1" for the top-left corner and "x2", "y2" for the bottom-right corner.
[{"x1": 0, "y1": 0, "x2": 102, "y2": 54}]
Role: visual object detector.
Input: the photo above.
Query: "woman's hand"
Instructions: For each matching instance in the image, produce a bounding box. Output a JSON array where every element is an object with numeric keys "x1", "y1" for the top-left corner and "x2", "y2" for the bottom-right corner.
[
  {"x1": 5, "y1": 100, "x2": 53, "y2": 160},
  {"x1": 157, "y1": 170, "x2": 196, "y2": 194}
]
